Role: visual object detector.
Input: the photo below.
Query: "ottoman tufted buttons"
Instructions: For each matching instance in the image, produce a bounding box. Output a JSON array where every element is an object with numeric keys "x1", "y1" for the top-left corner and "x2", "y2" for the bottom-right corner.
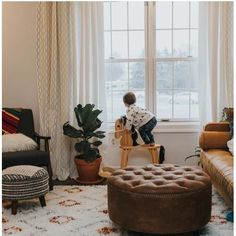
[
  {"x1": 131, "y1": 180, "x2": 141, "y2": 187},
  {"x1": 185, "y1": 174, "x2": 196, "y2": 180},
  {"x1": 143, "y1": 175, "x2": 153, "y2": 180},
  {"x1": 173, "y1": 171, "x2": 183, "y2": 175},
  {"x1": 162, "y1": 166, "x2": 174, "y2": 171},
  {"x1": 183, "y1": 167, "x2": 193, "y2": 171},
  {"x1": 108, "y1": 164, "x2": 212, "y2": 234},
  {"x1": 142, "y1": 166, "x2": 153, "y2": 171},
  {"x1": 153, "y1": 180, "x2": 165, "y2": 185},
  {"x1": 163, "y1": 175, "x2": 174, "y2": 180},
  {"x1": 122, "y1": 175, "x2": 133, "y2": 181},
  {"x1": 134, "y1": 170, "x2": 145, "y2": 175},
  {"x1": 152, "y1": 170, "x2": 164, "y2": 175}
]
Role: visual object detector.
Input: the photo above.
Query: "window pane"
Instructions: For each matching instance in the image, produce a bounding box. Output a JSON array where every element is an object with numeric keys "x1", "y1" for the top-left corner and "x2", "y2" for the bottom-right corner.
[
  {"x1": 157, "y1": 90, "x2": 172, "y2": 119},
  {"x1": 190, "y1": 91, "x2": 199, "y2": 119},
  {"x1": 156, "y1": 62, "x2": 172, "y2": 89},
  {"x1": 173, "y1": 2, "x2": 189, "y2": 28},
  {"x1": 156, "y1": 30, "x2": 172, "y2": 57},
  {"x1": 174, "y1": 61, "x2": 190, "y2": 89},
  {"x1": 111, "y1": 63, "x2": 128, "y2": 90},
  {"x1": 104, "y1": 2, "x2": 111, "y2": 30},
  {"x1": 111, "y1": 2, "x2": 127, "y2": 30},
  {"x1": 129, "y1": 2, "x2": 144, "y2": 30},
  {"x1": 105, "y1": 63, "x2": 112, "y2": 121},
  {"x1": 112, "y1": 31, "x2": 128, "y2": 59},
  {"x1": 190, "y1": 61, "x2": 198, "y2": 90},
  {"x1": 105, "y1": 63, "x2": 112, "y2": 84},
  {"x1": 190, "y1": 2, "x2": 199, "y2": 28},
  {"x1": 173, "y1": 30, "x2": 189, "y2": 56},
  {"x1": 112, "y1": 91, "x2": 126, "y2": 119},
  {"x1": 104, "y1": 32, "x2": 111, "y2": 59},
  {"x1": 156, "y1": 2, "x2": 172, "y2": 29},
  {"x1": 129, "y1": 62, "x2": 145, "y2": 90},
  {"x1": 173, "y1": 90, "x2": 190, "y2": 118},
  {"x1": 190, "y1": 29, "x2": 198, "y2": 57},
  {"x1": 129, "y1": 31, "x2": 144, "y2": 58},
  {"x1": 134, "y1": 90, "x2": 145, "y2": 108}
]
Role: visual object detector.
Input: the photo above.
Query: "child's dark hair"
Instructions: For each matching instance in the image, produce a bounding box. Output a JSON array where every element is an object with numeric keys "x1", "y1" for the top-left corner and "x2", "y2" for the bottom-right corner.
[{"x1": 123, "y1": 92, "x2": 136, "y2": 105}]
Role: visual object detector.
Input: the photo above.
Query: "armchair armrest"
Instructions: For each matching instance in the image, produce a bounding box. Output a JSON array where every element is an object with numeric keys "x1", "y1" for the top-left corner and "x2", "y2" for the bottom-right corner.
[
  {"x1": 204, "y1": 122, "x2": 230, "y2": 132},
  {"x1": 199, "y1": 131, "x2": 231, "y2": 151},
  {"x1": 34, "y1": 132, "x2": 51, "y2": 152}
]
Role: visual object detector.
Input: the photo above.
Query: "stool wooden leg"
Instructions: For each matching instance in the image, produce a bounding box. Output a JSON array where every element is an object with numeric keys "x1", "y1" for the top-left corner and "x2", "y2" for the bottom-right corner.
[
  {"x1": 149, "y1": 148, "x2": 159, "y2": 164},
  {"x1": 12, "y1": 200, "x2": 18, "y2": 215},
  {"x1": 120, "y1": 148, "x2": 130, "y2": 169},
  {"x1": 121, "y1": 149, "x2": 126, "y2": 168},
  {"x1": 39, "y1": 196, "x2": 46, "y2": 207},
  {"x1": 125, "y1": 149, "x2": 131, "y2": 167}
]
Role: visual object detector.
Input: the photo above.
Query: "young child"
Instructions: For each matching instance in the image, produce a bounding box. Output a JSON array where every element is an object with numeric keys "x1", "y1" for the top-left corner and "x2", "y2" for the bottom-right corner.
[{"x1": 123, "y1": 92, "x2": 157, "y2": 146}]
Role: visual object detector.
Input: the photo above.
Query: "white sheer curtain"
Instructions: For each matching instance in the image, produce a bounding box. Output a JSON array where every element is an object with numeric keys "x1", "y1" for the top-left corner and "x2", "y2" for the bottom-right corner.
[
  {"x1": 198, "y1": 2, "x2": 234, "y2": 128},
  {"x1": 36, "y1": 2, "x2": 106, "y2": 180},
  {"x1": 75, "y1": 2, "x2": 107, "y2": 122}
]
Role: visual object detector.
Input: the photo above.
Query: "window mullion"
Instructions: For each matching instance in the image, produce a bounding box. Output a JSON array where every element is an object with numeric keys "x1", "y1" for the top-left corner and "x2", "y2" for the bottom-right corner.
[{"x1": 146, "y1": 2, "x2": 156, "y2": 114}]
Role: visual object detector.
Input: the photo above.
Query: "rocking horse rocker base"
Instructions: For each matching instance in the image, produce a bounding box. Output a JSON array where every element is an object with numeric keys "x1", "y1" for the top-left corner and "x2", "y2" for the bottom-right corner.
[
  {"x1": 120, "y1": 144, "x2": 161, "y2": 169},
  {"x1": 115, "y1": 118, "x2": 161, "y2": 168}
]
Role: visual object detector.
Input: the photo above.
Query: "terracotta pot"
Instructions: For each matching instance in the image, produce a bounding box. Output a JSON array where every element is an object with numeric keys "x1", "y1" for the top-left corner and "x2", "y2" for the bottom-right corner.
[{"x1": 74, "y1": 157, "x2": 102, "y2": 184}]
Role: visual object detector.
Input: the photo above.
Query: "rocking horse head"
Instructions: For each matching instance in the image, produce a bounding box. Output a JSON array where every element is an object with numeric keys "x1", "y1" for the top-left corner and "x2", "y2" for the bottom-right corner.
[
  {"x1": 114, "y1": 117, "x2": 139, "y2": 147},
  {"x1": 114, "y1": 117, "x2": 126, "y2": 139}
]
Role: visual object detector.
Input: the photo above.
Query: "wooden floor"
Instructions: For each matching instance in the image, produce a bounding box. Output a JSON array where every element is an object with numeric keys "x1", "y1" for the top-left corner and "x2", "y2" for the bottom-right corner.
[{"x1": 53, "y1": 177, "x2": 107, "y2": 186}]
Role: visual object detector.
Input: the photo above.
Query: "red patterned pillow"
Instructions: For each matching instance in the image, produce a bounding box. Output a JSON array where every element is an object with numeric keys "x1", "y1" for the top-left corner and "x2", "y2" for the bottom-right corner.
[{"x1": 2, "y1": 108, "x2": 22, "y2": 134}]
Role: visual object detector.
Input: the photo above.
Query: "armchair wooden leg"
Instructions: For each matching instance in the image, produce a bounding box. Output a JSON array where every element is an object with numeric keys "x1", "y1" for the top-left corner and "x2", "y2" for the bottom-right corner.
[
  {"x1": 12, "y1": 200, "x2": 18, "y2": 215},
  {"x1": 47, "y1": 164, "x2": 53, "y2": 191},
  {"x1": 39, "y1": 196, "x2": 46, "y2": 207}
]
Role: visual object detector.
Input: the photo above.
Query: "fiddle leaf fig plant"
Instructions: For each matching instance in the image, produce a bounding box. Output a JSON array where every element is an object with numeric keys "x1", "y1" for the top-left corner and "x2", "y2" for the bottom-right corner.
[{"x1": 63, "y1": 104, "x2": 106, "y2": 163}]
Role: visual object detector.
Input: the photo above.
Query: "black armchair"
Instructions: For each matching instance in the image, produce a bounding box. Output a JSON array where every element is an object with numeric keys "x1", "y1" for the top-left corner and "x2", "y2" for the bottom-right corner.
[{"x1": 2, "y1": 109, "x2": 53, "y2": 190}]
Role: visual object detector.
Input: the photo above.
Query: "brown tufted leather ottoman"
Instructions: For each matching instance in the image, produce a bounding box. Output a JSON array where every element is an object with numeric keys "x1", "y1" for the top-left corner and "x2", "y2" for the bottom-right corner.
[{"x1": 108, "y1": 164, "x2": 212, "y2": 235}]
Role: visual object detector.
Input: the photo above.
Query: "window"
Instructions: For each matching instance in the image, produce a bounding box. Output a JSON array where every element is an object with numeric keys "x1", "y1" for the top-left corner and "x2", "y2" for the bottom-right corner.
[{"x1": 104, "y1": 1, "x2": 199, "y2": 122}]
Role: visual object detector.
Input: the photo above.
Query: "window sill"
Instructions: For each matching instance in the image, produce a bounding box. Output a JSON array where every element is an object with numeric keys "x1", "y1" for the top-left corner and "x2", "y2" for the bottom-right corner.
[{"x1": 105, "y1": 121, "x2": 200, "y2": 134}]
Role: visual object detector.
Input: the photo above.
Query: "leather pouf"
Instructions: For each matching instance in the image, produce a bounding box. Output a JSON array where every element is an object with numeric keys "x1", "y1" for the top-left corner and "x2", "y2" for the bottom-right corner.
[{"x1": 108, "y1": 164, "x2": 212, "y2": 234}]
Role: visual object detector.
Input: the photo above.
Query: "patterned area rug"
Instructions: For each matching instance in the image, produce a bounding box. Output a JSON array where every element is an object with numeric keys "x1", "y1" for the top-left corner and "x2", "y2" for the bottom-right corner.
[{"x1": 2, "y1": 186, "x2": 233, "y2": 236}]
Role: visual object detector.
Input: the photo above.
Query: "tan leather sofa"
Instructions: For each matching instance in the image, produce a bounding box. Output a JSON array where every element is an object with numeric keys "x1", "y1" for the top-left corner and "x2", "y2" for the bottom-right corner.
[{"x1": 199, "y1": 122, "x2": 233, "y2": 208}]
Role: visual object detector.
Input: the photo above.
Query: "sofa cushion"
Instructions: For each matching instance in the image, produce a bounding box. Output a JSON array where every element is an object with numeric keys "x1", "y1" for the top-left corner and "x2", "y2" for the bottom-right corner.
[
  {"x1": 2, "y1": 150, "x2": 50, "y2": 169},
  {"x1": 201, "y1": 149, "x2": 233, "y2": 207},
  {"x1": 199, "y1": 131, "x2": 231, "y2": 150},
  {"x1": 2, "y1": 133, "x2": 37, "y2": 153}
]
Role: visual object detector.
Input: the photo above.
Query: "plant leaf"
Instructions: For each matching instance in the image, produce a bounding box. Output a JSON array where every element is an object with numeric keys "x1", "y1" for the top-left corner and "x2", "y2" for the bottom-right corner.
[
  {"x1": 92, "y1": 141, "x2": 102, "y2": 146},
  {"x1": 74, "y1": 141, "x2": 90, "y2": 154},
  {"x1": 74, "y1": 105, "x2": 83, "y2": 126},
  {"x1": 84, "y1": 148, "x2": 99, "y2": 163},
  {"x1": 63, "y1": 122, "x2": 84, "y2": 138},
  {"x1": 93, "y1": 131, "x2": 106, "y2": 139}
]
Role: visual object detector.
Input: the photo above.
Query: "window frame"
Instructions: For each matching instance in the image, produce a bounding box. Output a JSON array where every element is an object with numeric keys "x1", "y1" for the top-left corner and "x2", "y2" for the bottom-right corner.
[{"x1": 104, "y1": 1, "x2": 199, "y2": 123}]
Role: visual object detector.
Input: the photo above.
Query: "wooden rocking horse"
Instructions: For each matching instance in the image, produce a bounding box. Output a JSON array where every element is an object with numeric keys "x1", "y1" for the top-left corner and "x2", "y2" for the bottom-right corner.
[{"x1": 115, "y1": 117, "x2": 160, "y2": 168}]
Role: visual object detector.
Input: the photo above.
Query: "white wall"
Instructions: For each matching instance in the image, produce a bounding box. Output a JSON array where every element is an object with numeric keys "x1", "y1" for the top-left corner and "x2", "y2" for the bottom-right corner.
[
  {"x1": 2, "y1": 2, "x2": 39, "y2": 130},
  {"x1": 101, "y1": 128, "x2": 200, "y2": 168},
  {"x1": 2, "y1": 2, "x2": 200, "y2": 168}
]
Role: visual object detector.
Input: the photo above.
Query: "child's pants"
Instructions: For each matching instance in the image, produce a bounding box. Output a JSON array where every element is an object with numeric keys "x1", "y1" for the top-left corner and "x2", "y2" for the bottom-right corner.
[{"x1": 138, "y1": 117, "x2": 157, "y2": 144}]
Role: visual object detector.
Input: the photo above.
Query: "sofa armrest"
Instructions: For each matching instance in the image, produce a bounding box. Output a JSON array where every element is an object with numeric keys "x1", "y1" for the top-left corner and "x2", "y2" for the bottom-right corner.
[
  {"x1": 199, "y1": 131, "x2": 231, "y2": 150},
  {"x1": 204, "y1": 122, "x2": 230, "y2": 132}
]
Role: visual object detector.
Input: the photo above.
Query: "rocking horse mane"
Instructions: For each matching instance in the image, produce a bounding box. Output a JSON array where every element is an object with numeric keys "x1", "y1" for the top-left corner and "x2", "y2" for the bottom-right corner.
[{"x1": 114, "y1": 117, "x2": 139, "y2": 147}]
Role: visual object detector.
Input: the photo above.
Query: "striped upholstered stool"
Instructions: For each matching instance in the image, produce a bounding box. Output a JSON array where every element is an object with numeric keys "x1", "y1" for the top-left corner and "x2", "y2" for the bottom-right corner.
[{"x1": 2, "y1": 165, "x2": 49, "y2": 215}]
